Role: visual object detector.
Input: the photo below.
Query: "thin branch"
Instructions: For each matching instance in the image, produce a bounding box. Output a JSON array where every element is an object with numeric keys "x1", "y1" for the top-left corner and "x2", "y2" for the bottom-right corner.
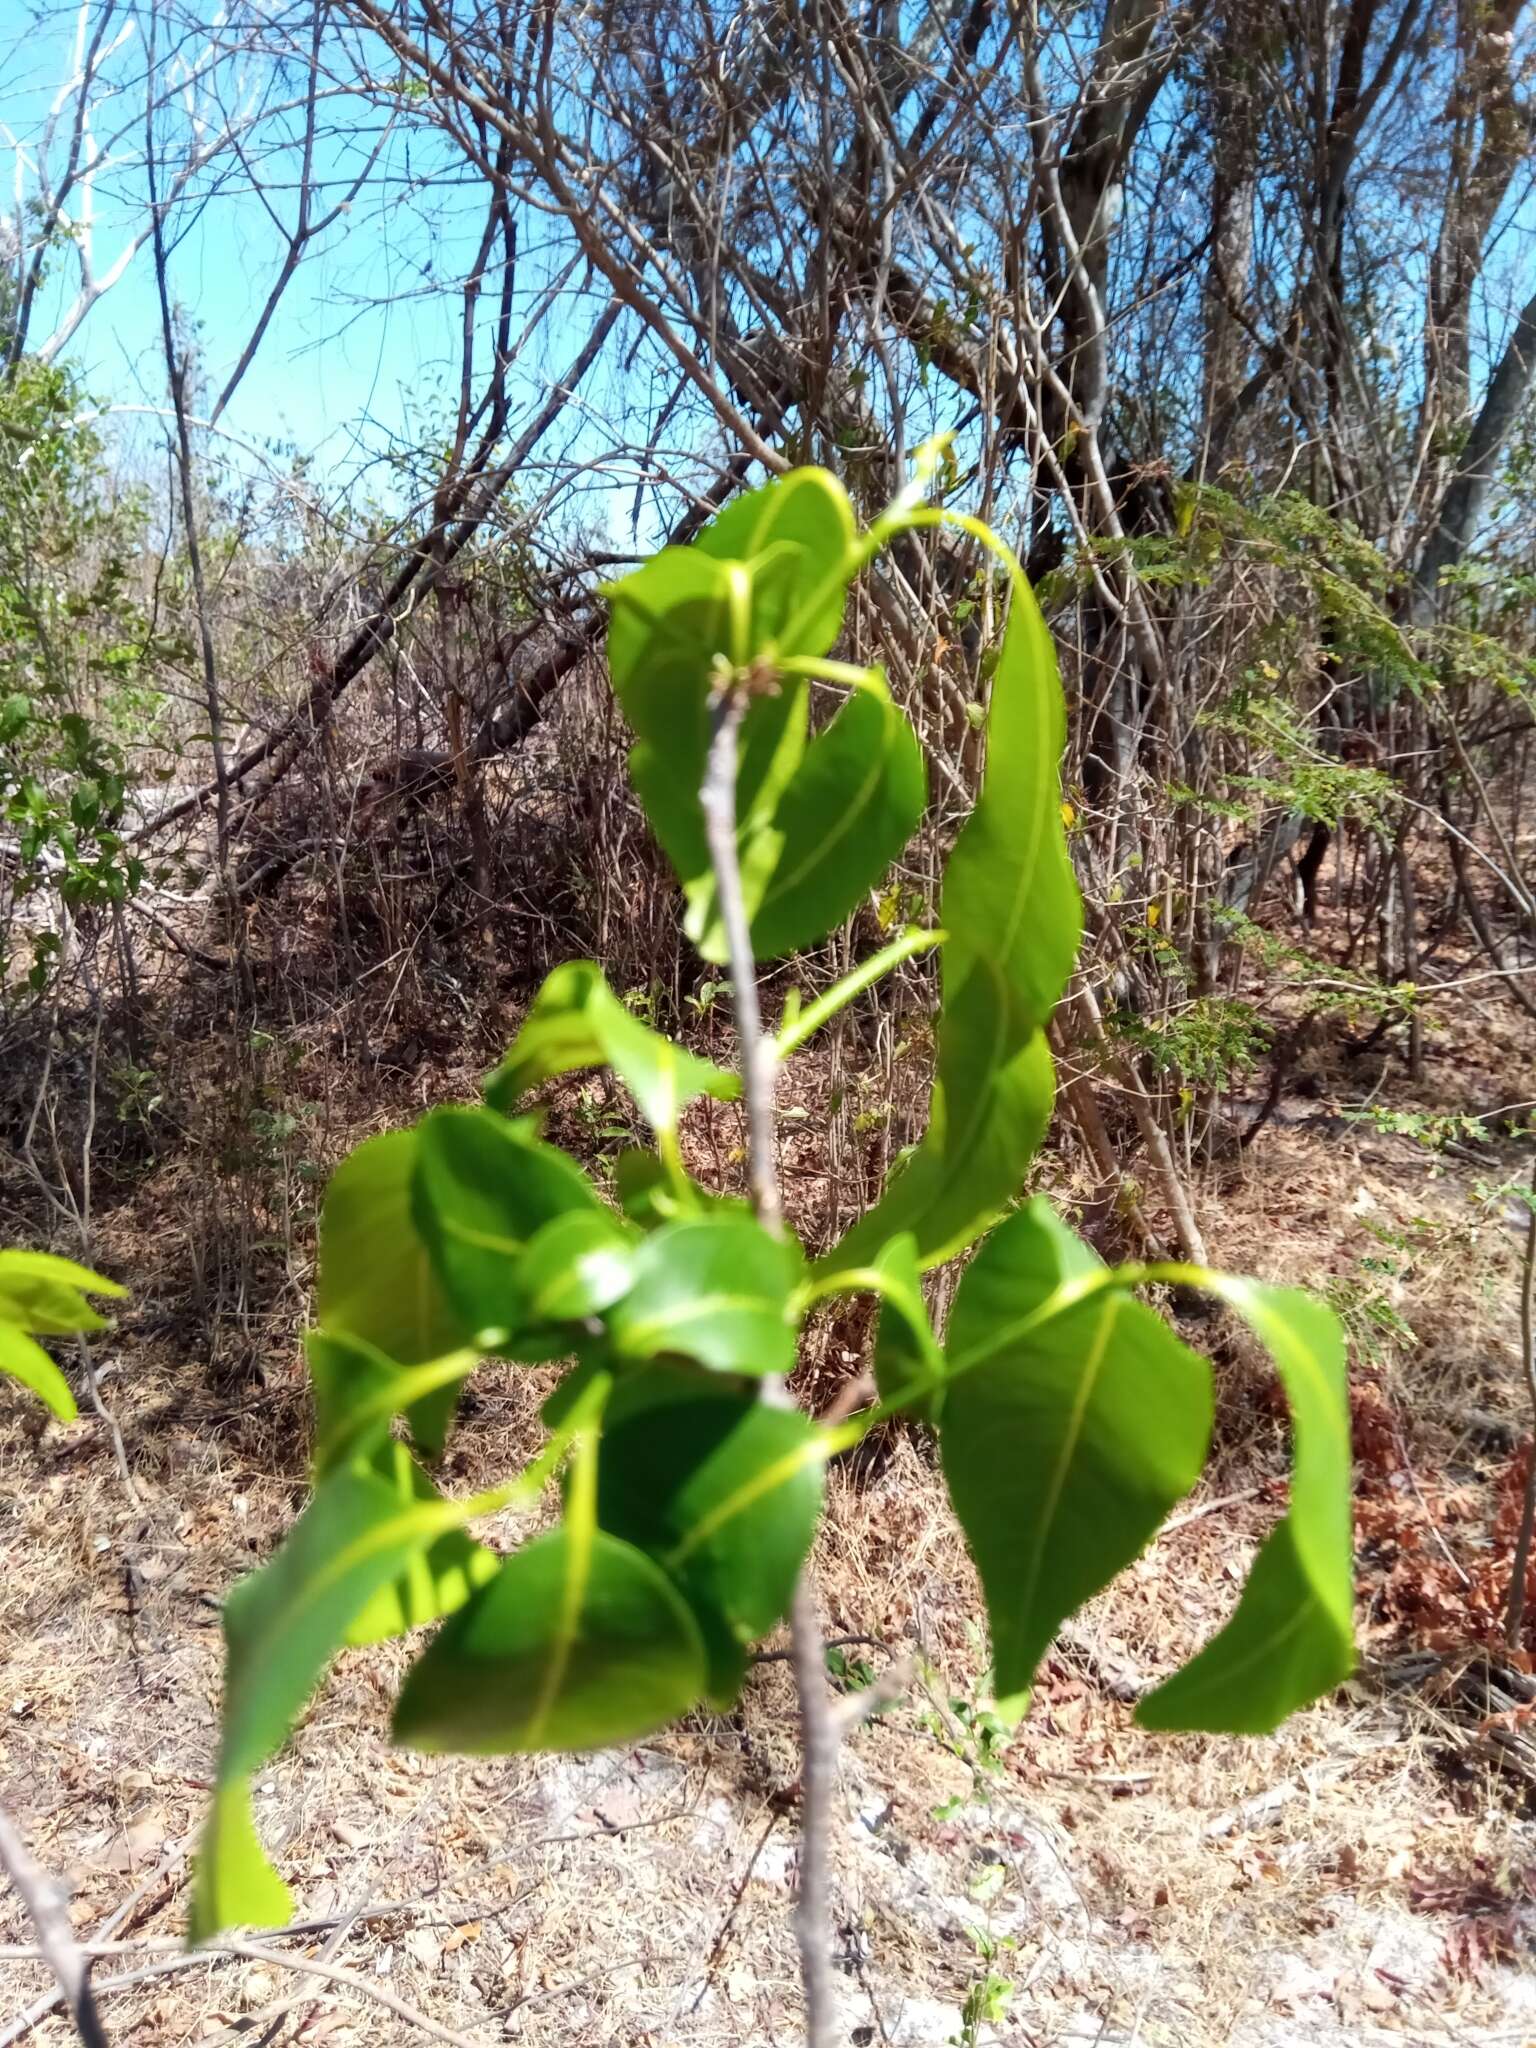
[
  {"x1": 699, "y1": 683, "x2": 836, "y2": 2048},
  {"x1": 1505, "y1": 1160, "x2": 1536, "y2": 1649},
  {"x1": 0, "y1": 1801, "x2": 110, "y2": 2048}
]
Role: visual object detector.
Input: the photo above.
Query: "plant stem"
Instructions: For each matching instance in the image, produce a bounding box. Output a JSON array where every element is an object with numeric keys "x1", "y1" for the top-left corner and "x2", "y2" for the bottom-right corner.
[
  {"x1": 775, "y1": 927, "x2": 945, "y2": 1060},
  {"x1": 700, "y1": 685, "x2": 836, "y2": 2048},
  {"x1": 701, "y1": 692, "x2": 783, "y2": 1233},
  {"x1": 1504, "y1": 1159, "x2": 1536, "y2": 1650}
]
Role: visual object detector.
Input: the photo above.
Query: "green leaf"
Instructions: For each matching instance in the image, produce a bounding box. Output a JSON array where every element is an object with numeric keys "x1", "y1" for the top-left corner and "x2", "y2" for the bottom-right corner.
[
  {"x1": 597, "y1": 1366, "x2": 826, "y2": 1703},
  {"x1": 411, "y1": 1107, "x2": 601, "y2": 1340},
  {"x1": 743, "y1": 678, "x2": 926, "y2": 961},
  {"x1": 0, "y1": 1247, "x2": 124, "y2": 1334},
  {"x1": 691, "y1": 466, "x2": 859, "y2": 654},
  {"x1": 539, "y1": 1346, "x2": 614, "y2": 1431},
  {"x1": 613, "y1": 1148, "x2": 746, "y2": 1229},
  {"x1": 0, "y1": 1321, "x2": 77, "y2": 1420},
  {"x1": 607, "y1": 1216, "x2": 802, "y2": 1375},
  {"x1": 609, "y1": 470, "x2": 919, "y2": 960},
  {"x1": 1136, "y1": 1280, "x2": 1354, "y2": 1733},
  {"x1": 484, "y1": 961, "x2": 738, "y2": 1134},
  {"x1": 190, "y1": 1782, "x2": 294, "y2": 1942},
  {"x1": 611, "y1": 471, "x2": 857, "y2": 870},
  {"x1": 392, "y1": 1527, "x2": 707, "y2": 1753},
  {"x1": 608, "y1": 544, "x2": 801, "y2": 905},
  {"x1": 306, "y1": 1329, "x2": 477, "y2": 1478},
  {"x1": 867, "y1": 1233, "x2": 945, "y2": 1421},
  {"x1": 939, "y1": 1203, "x2": 1212, "y2": 1711},
  {"x1": 318, "y1": 1130, "x2": 473, "y2": 1432},
  {"x1": 517, "y1": 1209, "x2": 637, "y2": 1322},
  {"x1": 614, "y1": 1147, "x2": 690, "y2": 1228},
  {"x1": 806, "y1": 1233, "x2": 945, "y2": 1422},
  {"x1": 344, "y1": 1440, "x2": 501, "y2": 1649},
  {"x1": 822, "y1": 550, "x2": 1079, "y2": 1272},
  {"x1": 191, "y1": 1455, "x2": 484, "y2": 1941},
  {"x1": 308, "y1": 1327, "x2": 409, "y2": 1471}
]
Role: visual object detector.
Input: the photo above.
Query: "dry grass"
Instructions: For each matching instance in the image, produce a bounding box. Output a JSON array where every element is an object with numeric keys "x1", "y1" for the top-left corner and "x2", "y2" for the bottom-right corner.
[
  {"x1": 5, "y1": 1085, "x2": 1536, "y2": 2046},
  {"x1": 5, "y1": 845, "x2": 1536, "y2": 2045}
]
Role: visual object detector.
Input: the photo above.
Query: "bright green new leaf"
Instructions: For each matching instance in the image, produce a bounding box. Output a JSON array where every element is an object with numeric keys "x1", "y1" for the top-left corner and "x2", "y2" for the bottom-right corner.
[
  {"x1": 189, "y1": 1782, "x2": 294, "y2": 1942},
  {"x1": 392, "y1": 1526, "x2": 707, "y2": 1753},
  {"x1": 0, "y1": 1248, "x2": 125, "y2": 1419},
  {"x1": 822, "y1": 550, "x2": 1079, "y2": 1271},
  {"x1": 940, "y1": 1203, "x2": 1213, "y2": 1711},
  {"x1": 484, "y1": 960, "x2": 738, "y2": 1134},
  {"x1": 1136, "y1": 1280, "x2": 1354, "y2": 1733},
  {"x1": 691, "y1": 464, "x2": 858, "y2": 656},
  {"x1": 607, "y1": 1215, "x2": 802, "y2": 1375},
  {"x1": 597, "y1": 1365, "x2": 826, "y2": 1702},
  {"x1": 412, "y1": 1106, "x2": 600, "y2": 1339},
  {"x1": 191, "y1": 1455, "x2": 485, "y2": 1942},
  {"x1": 608, "y1": 543, "x2": 804, "y2": 906},
  {"x1": 0, "y1": 1247, "x2": 124, "y2": 1334},
  {"x1": 0, "y1": 1321, "x2": 78, "y2": 1420},
  {"x1": 317, "y1": 1129, "x2": 472, "y2": 1446},
  {"x1": 867, "y1": 1233, "x2": 946, "y2": 1421},
  {"x1": 809, "y1": 1232, "x2": 945, "y2": 1421},
  {"x1": 608, "y1": 469, "x2": 920, "y2": 960}
]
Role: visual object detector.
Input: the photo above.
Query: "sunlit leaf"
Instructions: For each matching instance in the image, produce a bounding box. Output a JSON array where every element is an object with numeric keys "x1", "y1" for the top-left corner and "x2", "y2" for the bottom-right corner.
[
  {"x1": 939, "y1": 1203, "x2": 1212, "y2": 1711},
  {"x1": 0, "y1": 1321, "x2": 77, "y2": 1420},
  {"x1": 867, "y1": 1232, "x2": 945, "y2": 1421},
  {"x1": 393, "y1": 1526, "x2": 706, "y2": 1753},
  {"x1": 607, "y1": 1216, "x2": 802, "y2": 1375},
  {"x1": 0, "y1": 1247, "x2": 124, "y2": 1334},
  {"x1": 822, "y1": 558, "x2": 1079, "y2": 1271},
  {"x1": 608, "y1": 543, "x2": 803, "y2": 905},
  {"x1": 1136, "y1": 1280, "x2": 1353, "y2": 1733},
  {"x1": 189, "y1": 1782, "x2": 293, "y2": 1942},
  {"x1": 306, "y1": 1328, "x2": 478, "y2": 1480},
  {"x1": 484, "y1": 960, "x2": 738, "y2": 1134},
  {"x1": 517, "y1": 1209, "x2": 637, "y2": 1322},
  {"x1": 737, "y1": 678, "x2": 926, "y2": 961},
  {"x1": 345, "y1": 1440, "x2": 500, "y2": 1649},
  {"x1": 609, "y1": 470, "x2": 917, "y2": 960},
  {"x1": 190, "y1": 1457, "x2": 482, "y2": 1942},
  {"x1": 691, "y1": 465, "x2": 858, "y2": 656},
  {"x1": 318, "y1": 1129, "x2": 472, "y2": 1426}
]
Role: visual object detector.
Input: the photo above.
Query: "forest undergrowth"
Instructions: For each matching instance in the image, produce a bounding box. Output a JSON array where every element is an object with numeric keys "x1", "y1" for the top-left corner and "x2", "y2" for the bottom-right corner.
[{"x1": 4, "y1": 813, "x2": 1536, "y2": 2048}]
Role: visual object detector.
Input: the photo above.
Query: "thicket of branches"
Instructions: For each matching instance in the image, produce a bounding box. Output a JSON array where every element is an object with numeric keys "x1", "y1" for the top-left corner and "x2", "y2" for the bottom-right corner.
[{"x1": 4, "y1": 0, "x2": 1536, "y2": 1292}]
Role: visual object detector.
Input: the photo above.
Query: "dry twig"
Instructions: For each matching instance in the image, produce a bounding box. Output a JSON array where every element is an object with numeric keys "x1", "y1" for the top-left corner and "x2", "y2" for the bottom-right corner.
[{"x1": 0, "y1": 1801, "x2": 110, "y2": 2048}]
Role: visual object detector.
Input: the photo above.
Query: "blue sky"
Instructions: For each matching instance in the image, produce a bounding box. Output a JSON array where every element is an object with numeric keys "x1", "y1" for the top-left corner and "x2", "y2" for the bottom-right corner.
[
  {"x1": 0, "y1": 1, "x2": 615, "y2": 522},
  {"x1": 7, "y1": 1, "x2": 1533, "y2": 554}
]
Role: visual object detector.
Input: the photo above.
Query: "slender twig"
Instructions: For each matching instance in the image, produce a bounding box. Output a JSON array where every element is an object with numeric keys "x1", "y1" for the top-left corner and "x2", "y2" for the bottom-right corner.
[
  {"x1": 686, "y1": 1806, "x2": 782, "y2": 2015},
  {"x1": 143, "y1": 9, "x2": 248, "y2": 1000},
  {"x1": 699, "y1": 684, "x2": 837, "y2": 2048},
  {"x1": 700, "y1": 691, "x2": 782, "y2": 1229},
  {"x1": 0, "y1": 1936, "x2": 492, "y2": 2048},
  {"x1": 1504, "y1": 1159, "x2": 1536, "y2": 1649},
  {"x1": 0, "y1": 1800, "x2": 110, "y2": 2048},
  {"x1": 73, "y1": 1336, "x2": 139, "y2": 1509}
]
